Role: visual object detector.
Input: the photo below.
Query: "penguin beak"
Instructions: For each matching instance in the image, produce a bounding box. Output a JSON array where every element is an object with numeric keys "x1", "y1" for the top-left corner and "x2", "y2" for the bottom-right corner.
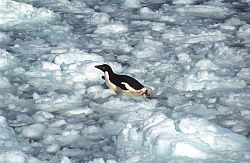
[{"x1": 95, "y1": 65, "x2": 103, "y2": 71}]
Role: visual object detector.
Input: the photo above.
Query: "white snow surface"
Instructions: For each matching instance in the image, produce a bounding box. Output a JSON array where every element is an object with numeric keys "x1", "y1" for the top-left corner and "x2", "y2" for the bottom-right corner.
[{"x1": 0, "y1": 0, "x2": 250, "y2": 162}]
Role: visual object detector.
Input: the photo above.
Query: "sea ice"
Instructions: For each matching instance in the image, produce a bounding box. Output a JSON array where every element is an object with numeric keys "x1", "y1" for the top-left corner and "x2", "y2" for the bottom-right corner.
[
  {"x1": 0, "y1": 150, "x2": 26, "y2": 163},
  {"x1": 174, "y1": 70, "x2": 246, "y2": 91},
  {"x1": 176, "y1": 5, "x2": 233, "y2": 19},
  {"x1": 124, "y1": 0, "x2": 141, "y2": 9},
  {"x1": 237, "y1": 68, "x2": 250, "y2": 84},
  {"x1": 0, "y1": 0, "x2": 250, "y2": 162},
  {"x1": 116, "y1": 113, "x2": 250, "y2": 162},
  {"x1": 94, "y1": 23, "x2": 128, "y2": 34},
  {"x1": 0, "y1": 0, "x2": 57, "y2": 29},
  {"x1": 21, "y1": 123, "x2": 46, "y2": 139},
  {"x1": 0, "y1": 49, "x2": 19, "y2": 71},
  {"x1": 54, "y1": 48, "x2": 104, "y2": 65}
]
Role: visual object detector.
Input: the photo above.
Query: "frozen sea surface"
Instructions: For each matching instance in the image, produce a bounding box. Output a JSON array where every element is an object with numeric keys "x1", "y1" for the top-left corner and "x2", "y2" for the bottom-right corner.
[{"x1": 0, "y1": 0, "x2": 250, "y2": 162}]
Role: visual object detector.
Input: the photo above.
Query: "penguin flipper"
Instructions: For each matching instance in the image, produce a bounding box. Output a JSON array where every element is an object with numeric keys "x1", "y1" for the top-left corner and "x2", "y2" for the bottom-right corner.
[
  {"x1": 121, "y1": 82, "x2": 132, "y2": 90},
  {"x1": 117, "y1": 83, "x2": 129, "y2": 90}
]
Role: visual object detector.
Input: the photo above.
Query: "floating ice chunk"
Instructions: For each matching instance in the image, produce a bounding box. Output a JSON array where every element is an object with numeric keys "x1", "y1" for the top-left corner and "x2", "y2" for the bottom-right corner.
[
  {"x1": 42, "y1": 61, "x2": 61, "y2": 71},
  {"x1": 240, "y1": 0, "x2": 250, "y2": 4},
  {"x1": 176, "y1": 5, "x2": 233, "y2": 19},
  {"x1": 56, "y1": 130, "x2": 80, "y2": 146},
  {"x1": 35, "y1": 92, "x2": 82, "y2": 112},
  {"x1": 222, "y1": 119, "x2": 239, "y2": 127},
  {"x1": 32, "y1": 111, "x2": 55, "y2": 123},
  {"x1": 220, "y1": 17, "x2": 244, "y2": 32},
  {"x1": 172, "y1": 142, "x2": 208, "y2": 158},
  {"x1": 167, "y1": 94, "x2": 189, "y2": 107},
  {"x1": 212, "y1": 43, "x2": 247, "y2": 68},
  {"x1": 178, "y1": 117, "x2": 250, "y2": 151},
  {"x1": 0, "y1": 49, "x2": 19, "y2": 71},
  {"x1": 50, "y1": 119, "x2": 67, "y2": 128},
  {"x1": 0, "y1": 116, "x2": 17, "y2": 147},
  {"x1": 86, "y1": 85, "x2": 115, "y2": 99},
  {"x1": 162, "y1": 27, "x2": 184, "y2": 42},
  {"x1": 17, "y1": 84, "x2": 30, "y2": 93},
  {"x1": 87, "y1": 158, "x2": 105, "y2": 163},
  {"x1": 237, "y1": 68, "x2": 250, "y2": 84},
  {"x1": 116, "y1": 113, "x2": 250, "y2": 162},
  {"x1": 141, "y1": 0, "x2": 167, "y2": 4},
  {"x1": 21, "y1": 123, "x2": 45, "y2": 139},
  {"x1": 140, "y1": 7, "x2": 156, "y2": 18},
  {"x1": 237, "y1": 24, "x2": 250, "y2": 39},
  {"x1": 54, "y1": 48, "x2": 104, "y2": 65},
  {"x1": 0, "y1": 150, "x2": 26, "y2": 163},
  {"x1": 174, "y1": 71, "x2": 246, "y2": 91},
  {"x1": 152, "y1": 22, "x2": 166, "y2": 32},
  {"x1": 162, "y1": 28, "x2": 226, "y2": 44},
  {"x1": 25, "y1": 69, "x2": 65, "y2": 91},
  {"x1": 78, "y1": 61, "x2": 106, "y2": 83},
  {"x1": 99, "y1": 97, "x2": 157, "y2": 116},
  {"x1": 0, "y1": 76, "x2": 11, "y2": 89},
  {"x1": 0, "y1": 0, "x2": 57, "y2": 29},
  {"x1": 103, "y1": 120, "x2": 125, "y2": 136},
  {"x1": 177, "y1": 53, "x2": 191, "y2": 63},
  {"x1": 32, "y1": 92, "x2": 40, "y2": 100},
  {"x1": 27, "y1": 61, "x2": 100, "y2": 91},
  {"x1": 0, "y1": 32, "x2": 10, "y2": 43},
  {"x1": 99, "y1": 37, "x2": 133, "y2": 53},
  {"x1": 106, "y1": 160, "x2": 117, "y2": 163},
  {"x1": 133, "y1": 39, "x2": 163, "y2": 59},
  {"x1": 172, "y1": 102, "x2": 218, "y2": 119},
  {"x1": 61, "y1": 156, "x2": 72, "y2": 163},
  {"x1": 94, "y1": 23, "x2": 128, "y2": 34},
  {"x1": 11, "y1": 38, "x2": 50, "y2": 59},
  {"x1": 124, "y1": 0, "x2": 141, "y2": 8},
  {"x1": 219, "y1": 92, "x2": 250, "y2": 109},
  {"x1": 159, "y1": 15, "x2": 176, "y2": 23},
  {"x1": 231, "y1": 122, "x2": 247, "y2": 134},
  {"x1": 89, "y1": 12, "x2": 110, "y2": 25},
  {"x1": 216, "y1": 105, "x2": 233, "y2": 116},
  {"x1": 187, "y1": 31, "x2": 226, "y2": 43},
  {"x1": 195, "y1": 59, "x2": 219, "y2": 70},
  {"x1": 46, "y1": 144, "x2": 60, "y2": 154},
  {"x1": 64, "y1": 107, "x2": 93, "y2": 116},
  {"x1": 26, "y1": 156, "x2": 43, "y2": 163},
  {"x1": 241, "y1": 110, "x2": 250, "y2": 116},
  {"x1": 173, "y1": 0, "x2": 198, "y2": 5}
]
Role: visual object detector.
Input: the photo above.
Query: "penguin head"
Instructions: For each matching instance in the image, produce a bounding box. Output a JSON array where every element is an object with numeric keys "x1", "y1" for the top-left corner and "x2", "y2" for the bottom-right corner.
[{"x1": 95, "y1": 64, "x2": 113, "y2": 73}]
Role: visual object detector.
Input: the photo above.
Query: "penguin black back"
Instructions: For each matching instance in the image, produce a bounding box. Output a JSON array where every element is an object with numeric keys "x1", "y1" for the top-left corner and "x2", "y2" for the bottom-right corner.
[{"x1": 112, "y1": 74, "x2": 144, "y2": 90}]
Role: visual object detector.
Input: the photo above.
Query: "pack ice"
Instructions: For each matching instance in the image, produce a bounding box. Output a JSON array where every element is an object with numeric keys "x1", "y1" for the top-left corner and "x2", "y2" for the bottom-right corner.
[{"x1": 0, "y1": 0, "x2": 250, "y2": 162}]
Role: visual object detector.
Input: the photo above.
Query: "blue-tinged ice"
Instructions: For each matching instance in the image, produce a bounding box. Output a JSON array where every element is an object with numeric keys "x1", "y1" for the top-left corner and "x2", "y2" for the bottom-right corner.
[{"x1": 0, "y1": 0, "x2": 250, "y2": 162}]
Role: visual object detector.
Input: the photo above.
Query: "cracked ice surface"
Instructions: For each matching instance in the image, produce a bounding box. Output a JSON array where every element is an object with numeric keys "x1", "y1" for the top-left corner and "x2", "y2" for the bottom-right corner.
[{"x1": 0, "y1": 0, "x2": 250, "y2": 162}]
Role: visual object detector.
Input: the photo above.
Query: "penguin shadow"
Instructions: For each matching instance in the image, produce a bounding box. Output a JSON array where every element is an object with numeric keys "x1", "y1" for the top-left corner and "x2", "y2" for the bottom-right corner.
[{"x1": 100, "y1": 83, "x2": 109, "y2": 89}]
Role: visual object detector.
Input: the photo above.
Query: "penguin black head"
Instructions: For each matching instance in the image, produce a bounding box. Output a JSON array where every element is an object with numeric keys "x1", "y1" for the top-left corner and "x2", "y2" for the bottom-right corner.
[{"x1": 95, "y1": 64, "x2": 113, "y2": 73}]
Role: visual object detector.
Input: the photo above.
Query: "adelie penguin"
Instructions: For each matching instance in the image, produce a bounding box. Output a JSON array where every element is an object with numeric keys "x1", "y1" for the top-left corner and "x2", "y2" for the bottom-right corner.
[{"x1": 95, "y1": 64, "x2": 150, "y2": 98}]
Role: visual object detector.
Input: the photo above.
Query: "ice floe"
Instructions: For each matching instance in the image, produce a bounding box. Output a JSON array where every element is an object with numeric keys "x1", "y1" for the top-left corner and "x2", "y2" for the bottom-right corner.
[{"x1": 0, "y1": 0, "x2": 250, "y2": 162}]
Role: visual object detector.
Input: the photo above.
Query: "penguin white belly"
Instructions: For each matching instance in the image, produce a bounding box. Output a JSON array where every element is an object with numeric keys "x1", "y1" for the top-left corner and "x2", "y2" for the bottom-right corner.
[
  {"x1": 121, "y1": 82, "x2": 147, "y2": 97},
  {"x1": 104, "y1": 72, "x2": 120, "y2": 92}
]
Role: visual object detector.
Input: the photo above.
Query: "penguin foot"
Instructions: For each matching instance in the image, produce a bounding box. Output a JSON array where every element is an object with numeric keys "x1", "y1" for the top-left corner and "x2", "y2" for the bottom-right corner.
[{"x1": 139, "y1": 89, "x2": 151, "y2": 99}]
